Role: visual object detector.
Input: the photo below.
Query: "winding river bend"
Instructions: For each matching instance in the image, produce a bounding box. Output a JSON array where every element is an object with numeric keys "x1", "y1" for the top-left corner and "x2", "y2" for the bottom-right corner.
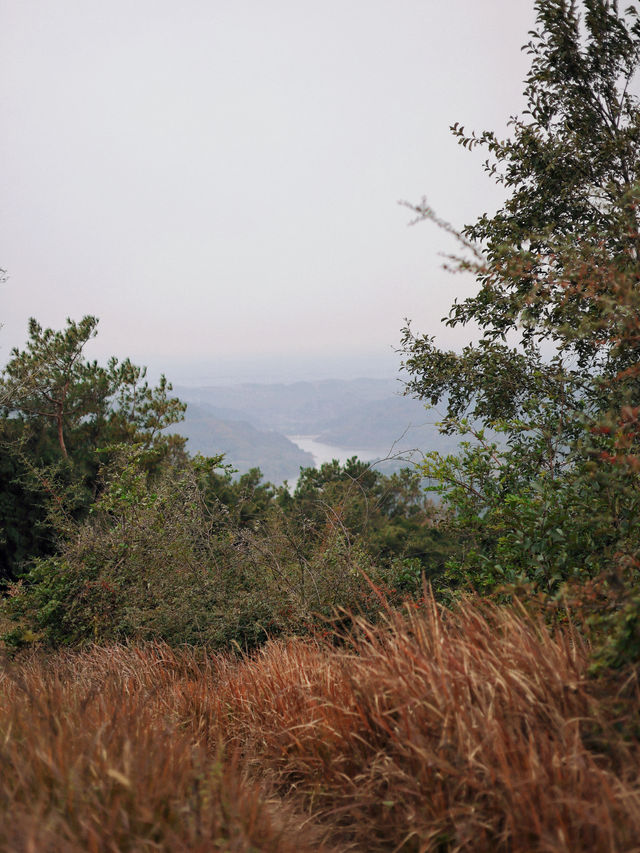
[{"x1": 287, "y1": 435, "x2": 390, "y2": 468}]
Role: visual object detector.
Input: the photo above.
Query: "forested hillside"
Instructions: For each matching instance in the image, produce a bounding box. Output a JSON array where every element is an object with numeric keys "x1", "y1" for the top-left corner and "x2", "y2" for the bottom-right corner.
[
  {"x1": 173, "y1": 402, "x2": 314, "y2": 483},
  {"x1": 2, "y1": 1, "x2": 640, "y2": 850}
]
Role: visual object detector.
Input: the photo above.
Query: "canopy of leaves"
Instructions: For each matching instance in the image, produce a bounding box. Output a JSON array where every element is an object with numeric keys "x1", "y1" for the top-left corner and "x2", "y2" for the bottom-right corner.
[
  {"x1": 0, "y1": 316, "x2": 186, "y2": 579},
  {"x1": 401, "y1": 2, "x2": 640, "y2": 667}
]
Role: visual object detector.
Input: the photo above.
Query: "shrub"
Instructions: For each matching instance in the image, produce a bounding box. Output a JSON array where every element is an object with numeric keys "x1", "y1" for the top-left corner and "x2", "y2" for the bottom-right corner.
[{"x1": 2, "y1": 448, "x2": 403, "y2": 650}]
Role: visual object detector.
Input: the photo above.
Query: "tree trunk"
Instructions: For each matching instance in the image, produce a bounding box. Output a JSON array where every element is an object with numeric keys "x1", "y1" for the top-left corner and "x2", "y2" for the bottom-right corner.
[{"x1": 56, "y1": 410, "x2": 68, "y2": 458}]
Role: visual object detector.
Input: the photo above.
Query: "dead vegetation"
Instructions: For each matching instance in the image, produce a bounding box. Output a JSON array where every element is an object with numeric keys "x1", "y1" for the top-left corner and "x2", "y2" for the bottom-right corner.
[
  {"x1": 0, "y1": 643, "x2": 334, "y2": 853},
  {"x1": 1, "y1": 597, "x2": 639, "y2": 851}
]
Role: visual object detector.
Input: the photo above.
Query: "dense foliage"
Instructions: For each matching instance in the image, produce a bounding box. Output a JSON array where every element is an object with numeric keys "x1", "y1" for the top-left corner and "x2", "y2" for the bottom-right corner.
[
  {"x1": 401, "y1": 0, "x2": 640, "y2": 664},
  {"x1": 2, "y1": 442, "x2": 449, "y2": 649},
  {"x1": 0, "y1": 316, "x2": 187, "y2": 579}
]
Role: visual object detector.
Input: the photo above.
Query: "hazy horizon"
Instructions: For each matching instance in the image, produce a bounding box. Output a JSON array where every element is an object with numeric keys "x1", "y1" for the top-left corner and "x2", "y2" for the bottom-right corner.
[{"x1": 145, "y1": 347, "x2": 404, "y2": 386}]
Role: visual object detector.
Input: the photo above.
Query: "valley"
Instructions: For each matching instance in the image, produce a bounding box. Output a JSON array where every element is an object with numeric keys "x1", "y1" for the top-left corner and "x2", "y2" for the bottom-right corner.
[{"x1": 173, "y1": 378, "x2": 459, "y2": 483}]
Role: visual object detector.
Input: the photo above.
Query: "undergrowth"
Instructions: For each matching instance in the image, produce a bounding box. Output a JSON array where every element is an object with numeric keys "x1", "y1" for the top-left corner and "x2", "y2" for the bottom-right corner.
[{"x1": 1, "y1": 596, "x2": 639, "y2": 851}]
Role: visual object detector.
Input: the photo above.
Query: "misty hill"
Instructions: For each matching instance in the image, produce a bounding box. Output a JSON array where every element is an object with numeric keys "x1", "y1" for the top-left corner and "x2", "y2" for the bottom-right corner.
[
  {"x1": 176, "y1": 378, "x2": 403, "y2": 436},
  {"x1": 174, "y1": 404, "x2": 313, "y2": 484},
  {"x1": 315, "y1": 394, "x2": 459, "y2": 454},
  {"x1": 176, "y1": 378, "x2": 456, "y2": 448},
  {"x1": 173, "y1": 379, "x2": 461, "y2": 483}
]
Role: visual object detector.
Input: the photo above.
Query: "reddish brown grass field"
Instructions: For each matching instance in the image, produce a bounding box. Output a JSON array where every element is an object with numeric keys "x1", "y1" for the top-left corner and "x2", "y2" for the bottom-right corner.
[{"x1": 2, "y1": 597, "x2": 639, "y2": 851}]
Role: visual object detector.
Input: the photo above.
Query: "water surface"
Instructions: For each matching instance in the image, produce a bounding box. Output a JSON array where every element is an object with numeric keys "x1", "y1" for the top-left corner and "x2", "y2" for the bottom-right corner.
[{"x1": 287, "y1": 435, "x2": 389, "y2": 467}]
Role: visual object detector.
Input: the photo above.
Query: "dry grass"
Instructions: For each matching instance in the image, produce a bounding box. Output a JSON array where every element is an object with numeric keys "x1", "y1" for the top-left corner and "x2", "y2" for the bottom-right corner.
[
  {"x1": 1, "y1": 597, "x2": 640, "y2": 851},
  {"x1": 0, "y1": 643, "x2": 334, "y2": 852},
  {"x1": 214, "y1": 598, "x2": 640, "y2": 852}
]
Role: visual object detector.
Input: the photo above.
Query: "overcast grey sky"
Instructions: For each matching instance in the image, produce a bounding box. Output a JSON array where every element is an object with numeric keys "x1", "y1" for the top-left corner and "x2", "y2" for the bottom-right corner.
[{"x1": 1, "y1": 1, "x2": 536, "y2": 383}]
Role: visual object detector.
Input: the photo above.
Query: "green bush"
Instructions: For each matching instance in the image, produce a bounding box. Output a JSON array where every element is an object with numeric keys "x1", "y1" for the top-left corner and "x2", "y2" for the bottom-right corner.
[{"x1": 2, "y1": 448, "x2": 409, "y2": 650}]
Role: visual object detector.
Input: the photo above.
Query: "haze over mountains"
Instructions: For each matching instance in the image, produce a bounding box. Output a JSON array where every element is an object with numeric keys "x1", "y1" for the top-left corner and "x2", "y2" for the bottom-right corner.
[{"x1": 174, "y1": 378, "x2": 459, "y2": 484}]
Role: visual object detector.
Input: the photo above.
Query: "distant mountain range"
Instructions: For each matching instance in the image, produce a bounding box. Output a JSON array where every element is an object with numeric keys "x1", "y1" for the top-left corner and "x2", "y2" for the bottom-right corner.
[{"x1": 172, "y1": 378, "x2": 459, "y2": 484}]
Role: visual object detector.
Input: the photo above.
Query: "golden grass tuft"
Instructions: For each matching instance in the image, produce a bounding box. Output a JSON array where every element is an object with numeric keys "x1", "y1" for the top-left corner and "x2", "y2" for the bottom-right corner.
[
  {"x1": 1, "y1": 596, "x2": 640, "y2": 851},
  {"x1": 213, "y1": 598, "x2": 640, "y2": 851},
  {"x1": 0, "y1": 643, "x2": 335, "y2": 852}
]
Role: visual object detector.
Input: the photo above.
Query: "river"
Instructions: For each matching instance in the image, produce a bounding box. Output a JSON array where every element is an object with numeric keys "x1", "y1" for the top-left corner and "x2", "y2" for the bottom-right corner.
[{"x1": 287, "y1": 435, "x2": 390, "y2": 467}]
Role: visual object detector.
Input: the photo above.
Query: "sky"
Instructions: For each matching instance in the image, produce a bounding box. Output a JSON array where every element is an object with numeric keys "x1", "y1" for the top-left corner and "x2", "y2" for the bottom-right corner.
[{"x1": 1, "y1": 0, "x2": 537, "y2": 384}]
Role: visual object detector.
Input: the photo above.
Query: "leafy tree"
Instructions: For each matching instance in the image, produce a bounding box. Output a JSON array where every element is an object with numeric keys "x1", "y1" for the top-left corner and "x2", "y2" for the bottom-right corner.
[
  {"x1": 0, "y1": 316, "x2": 186, "y2": 459},
  {"x1": 1, "y1": 316, "x2": 104, "y2": 458},
  {"x1": 452, "y1": 0, "x2": 640, "y2": 356},
  {"x1": 198, "y1": 465, "x2": 277, "y2": 529},
  {"x1": 401, "y1": 0, "x2": 640, "y2": 607},
  {"x1": 275, "y1": 458, "x2": 451, "y2": 589},
  {"x1": 0, "y1": 316, "x2": 186, "y2": 578},
  {"x1": 404, "y1": 0, "x2": 640, "y2": 414}
]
